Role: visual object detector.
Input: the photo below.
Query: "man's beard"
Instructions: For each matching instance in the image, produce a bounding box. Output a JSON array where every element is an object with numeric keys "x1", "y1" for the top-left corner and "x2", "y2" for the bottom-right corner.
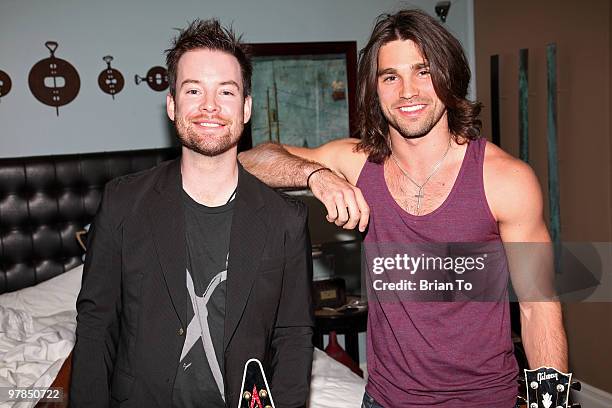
[
  {"x1": 174, "y1": 116, "x2": 242, "y2": 157},
  {"x1": 383, "y1": 104, "x2": 446, "y2": 140}
]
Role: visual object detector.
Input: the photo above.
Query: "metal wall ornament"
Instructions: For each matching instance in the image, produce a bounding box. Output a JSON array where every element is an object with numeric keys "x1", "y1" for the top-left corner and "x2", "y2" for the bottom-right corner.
[
  {"x1": 0, "y1": 70, "x2": 12, "y2": 102},
  {"x1": 547, "y1": 43, "x2": 562, "y2": 274},
  {"x1": 134, "y1": 66, "x2": 168, "y2": 91},
  {"x1": 98, "y1": 55, "x2": 124, "y2": 99},
  {"x1": 518, "y1": 49, "x2": 529, "y2": 163},
  {"x1": 28, "y1": 41, "x2": 80, "y2": 116},
  {"x1": 490, "y1": 54, "x2": 501, "y2": 146}
]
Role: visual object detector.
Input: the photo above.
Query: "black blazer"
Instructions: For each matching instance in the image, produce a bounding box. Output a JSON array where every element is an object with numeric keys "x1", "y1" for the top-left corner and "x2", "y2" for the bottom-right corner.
[{"x1": 70, "y1": 159, "x2": 314, "y2": 408}]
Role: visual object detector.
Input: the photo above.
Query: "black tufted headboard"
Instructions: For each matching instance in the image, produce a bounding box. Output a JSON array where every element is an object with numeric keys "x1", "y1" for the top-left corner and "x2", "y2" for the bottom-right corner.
[{"x1": 0, "y1": 148, "x2": 180, "y2": 294}]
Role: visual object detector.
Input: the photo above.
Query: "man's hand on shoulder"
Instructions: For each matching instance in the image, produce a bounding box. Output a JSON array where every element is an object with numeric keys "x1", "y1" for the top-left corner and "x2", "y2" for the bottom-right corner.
[
  {"x1": 290, "y1": 138, "x2": 370, "y2": 232},
  {"x1": 240, "y1": 138, "x2": 370, "y2": 232},
  {"x1": 307, "y1": 168, "x2": 369, "y2": 232}
]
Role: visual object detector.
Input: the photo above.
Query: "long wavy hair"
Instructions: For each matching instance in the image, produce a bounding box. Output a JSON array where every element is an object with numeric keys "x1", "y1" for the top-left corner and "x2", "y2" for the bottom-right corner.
[{"x1": 355, "y1": 9, "x2": 482, "y2": 163}]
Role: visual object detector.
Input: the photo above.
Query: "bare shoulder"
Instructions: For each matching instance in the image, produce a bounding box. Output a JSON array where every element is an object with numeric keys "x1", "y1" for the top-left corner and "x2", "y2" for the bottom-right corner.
[
  {"x1": 287, "y1": 138, "x2": 368, "y2": 184},
  {"x1": 482, "y1": 141, "x2": 544, "y2": 222}
]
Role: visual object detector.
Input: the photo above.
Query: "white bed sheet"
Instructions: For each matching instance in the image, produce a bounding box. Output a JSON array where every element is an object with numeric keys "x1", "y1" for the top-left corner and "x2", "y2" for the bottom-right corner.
[
  {"x1": 309, "y1": 348, "x2": 366, "y2": 408},
  {"x1": 0, "y1": 265, "x2": 365, "y2": 408},
  {"x1": 0, "y1": 265, "x2": 82, "y2": 407}
]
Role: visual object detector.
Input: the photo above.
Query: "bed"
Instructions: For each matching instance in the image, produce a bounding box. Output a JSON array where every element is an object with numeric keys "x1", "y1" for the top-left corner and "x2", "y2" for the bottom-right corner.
[{"x1": 0, "y1": 148, "x2": 365, "y2": 408}]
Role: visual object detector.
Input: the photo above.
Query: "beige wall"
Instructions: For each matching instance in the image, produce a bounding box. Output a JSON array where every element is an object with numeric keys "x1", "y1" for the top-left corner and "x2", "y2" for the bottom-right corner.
[{"x1": 474, "y1": 0, "x2": 612, "y2": 393}]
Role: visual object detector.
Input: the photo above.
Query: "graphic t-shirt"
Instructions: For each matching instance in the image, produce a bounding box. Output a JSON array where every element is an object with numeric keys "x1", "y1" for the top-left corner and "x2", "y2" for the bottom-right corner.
[{"x1": 172, "y1": 191, "x2": 234, "y2": 408}]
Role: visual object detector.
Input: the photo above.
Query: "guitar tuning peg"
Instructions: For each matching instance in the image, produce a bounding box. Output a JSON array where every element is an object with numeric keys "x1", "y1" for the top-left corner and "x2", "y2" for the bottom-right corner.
[{"x1": 570, "y1": 381, "x2": 581, "y2": 391}]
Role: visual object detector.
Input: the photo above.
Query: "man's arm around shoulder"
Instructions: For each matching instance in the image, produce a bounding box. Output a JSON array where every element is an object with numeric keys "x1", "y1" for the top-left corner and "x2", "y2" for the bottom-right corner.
[{"x1": 239, "y1": 138, "x2": 370, "y2": 231}]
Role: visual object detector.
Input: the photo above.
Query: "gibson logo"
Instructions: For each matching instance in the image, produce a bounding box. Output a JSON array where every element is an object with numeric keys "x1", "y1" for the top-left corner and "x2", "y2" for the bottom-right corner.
[{"x1": 537, "y1": 372, "x2": 558, "y2": 384}]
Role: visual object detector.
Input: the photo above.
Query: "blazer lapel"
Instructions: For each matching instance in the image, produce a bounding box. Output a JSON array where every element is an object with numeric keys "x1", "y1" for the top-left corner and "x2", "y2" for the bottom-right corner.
[
  {"x1": 224, "y1": 164, "x2": 267, "y2": 350},
  {"x1": 147, "y1": 159, "x2": 188, "y2": 328}
]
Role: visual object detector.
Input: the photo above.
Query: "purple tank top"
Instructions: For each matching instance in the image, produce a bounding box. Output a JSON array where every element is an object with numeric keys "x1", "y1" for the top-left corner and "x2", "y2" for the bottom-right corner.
[{"x1": 356, "y1": 138, "x2": 518, "y2": 407}]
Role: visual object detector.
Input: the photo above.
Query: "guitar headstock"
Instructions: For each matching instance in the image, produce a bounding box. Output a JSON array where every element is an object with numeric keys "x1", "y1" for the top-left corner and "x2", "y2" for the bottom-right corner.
[
  {"x1": 520, "y1": 367, "x2": 580, "y2": 408},
  {"x1": 238, "y1": 359, "x2": 275, "y2": 408}
]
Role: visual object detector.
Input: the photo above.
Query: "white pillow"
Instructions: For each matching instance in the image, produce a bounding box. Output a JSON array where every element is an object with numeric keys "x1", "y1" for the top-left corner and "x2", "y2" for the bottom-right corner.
[{"x1": 0, "y1": 265, "x2": 83, "y2": 317}]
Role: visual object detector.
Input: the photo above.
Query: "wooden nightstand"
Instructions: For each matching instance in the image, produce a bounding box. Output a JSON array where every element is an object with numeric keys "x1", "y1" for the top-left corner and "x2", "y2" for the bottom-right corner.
[{"x1": 313, "y1": 304, "x2": 367, "y2": 364}]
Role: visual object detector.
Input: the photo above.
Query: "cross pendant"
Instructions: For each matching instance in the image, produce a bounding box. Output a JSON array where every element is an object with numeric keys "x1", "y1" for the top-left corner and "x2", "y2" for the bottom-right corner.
[{"x1": 414, "y1": 188, "x2": 424, "y2": 214}]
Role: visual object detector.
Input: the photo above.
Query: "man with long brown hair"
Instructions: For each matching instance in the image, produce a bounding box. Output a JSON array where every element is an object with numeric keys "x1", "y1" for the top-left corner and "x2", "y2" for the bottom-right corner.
[{"x1": 240, "y1": 9, "x2": 567, "y2": 407}]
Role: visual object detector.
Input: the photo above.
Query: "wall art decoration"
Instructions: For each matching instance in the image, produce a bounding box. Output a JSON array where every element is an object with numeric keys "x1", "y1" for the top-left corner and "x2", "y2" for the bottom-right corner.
[
  {"x1": 28, "y1": 41, "x2": 80, "y2": 116},
  {"x1": 547, "y1": 43, "x2": 561, "y2": 273},
  {"x1": 98, "y1": 55, "x2": 124, "y2": 99},
  {"x1": 0, "y1": 70, "x2": 12, "y2": 102},
  {"x1": 134, "y1": 66, "x2": 168, "y2": 91},
  {"x1": 518, "y1": 48, "x2": 529, "y2": 162},
  {"x1": 489, "y1": 54, "x2": 500, "y2": 146},
  {"x1": 245, "y1": 42, "x2": 357, "y2": 149}
]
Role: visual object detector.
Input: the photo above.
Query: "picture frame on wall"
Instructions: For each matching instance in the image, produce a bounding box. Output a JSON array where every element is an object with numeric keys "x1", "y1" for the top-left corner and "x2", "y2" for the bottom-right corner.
[{"x1": 239, "y1": 41, "x2": 358, "y2": 151}]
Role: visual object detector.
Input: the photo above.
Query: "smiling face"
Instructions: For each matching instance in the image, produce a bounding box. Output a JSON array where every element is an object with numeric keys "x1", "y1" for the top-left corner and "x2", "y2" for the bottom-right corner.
[
  {"x1": 377, "y1": 39, "x2": 447, "y2": 140},
  {"x1": 166, "y1": 48, "x2": 252, "y2": 157}
]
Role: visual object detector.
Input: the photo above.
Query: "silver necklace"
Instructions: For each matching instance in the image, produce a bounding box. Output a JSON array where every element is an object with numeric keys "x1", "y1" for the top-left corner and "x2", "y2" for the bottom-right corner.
[{"x1": 390, "y1": 138, "x2": 452, "y2": 215}]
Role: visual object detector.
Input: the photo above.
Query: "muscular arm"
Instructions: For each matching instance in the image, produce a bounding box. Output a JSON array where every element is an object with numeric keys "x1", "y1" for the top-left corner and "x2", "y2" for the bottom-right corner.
[
  {"x1": 238, "y1": 142, "x2": 324, "y2": 188},
  {"x1": 239, "y1": 139, "x2": 370, "y2": 231},
  {"x1": 484, "y1": 144, "x2": 568, "y2": 371}
]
